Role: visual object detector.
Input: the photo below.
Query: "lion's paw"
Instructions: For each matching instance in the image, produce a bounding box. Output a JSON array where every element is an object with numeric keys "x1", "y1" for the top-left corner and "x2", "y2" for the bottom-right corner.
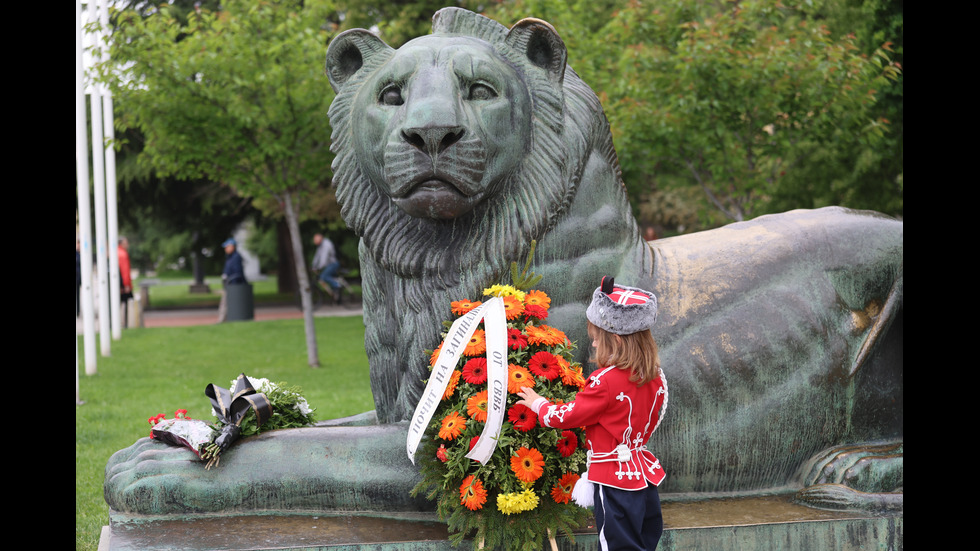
[
  {"x1": 795, "y1": 440, "x2": 903, "y2": 513},
  {"x1": 794, "y1": 483, "x2": 903, "y2": 512}
]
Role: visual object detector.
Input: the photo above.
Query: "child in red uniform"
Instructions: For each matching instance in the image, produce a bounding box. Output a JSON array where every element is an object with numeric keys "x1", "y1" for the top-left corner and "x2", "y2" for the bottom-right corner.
[{"x1": 518, "y1": 276, "x2": 668, "y2": 550}]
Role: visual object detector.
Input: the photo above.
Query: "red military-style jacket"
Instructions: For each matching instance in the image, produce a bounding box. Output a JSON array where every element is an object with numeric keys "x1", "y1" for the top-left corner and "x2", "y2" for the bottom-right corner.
[{"x1": 531, "y1": 365, "x2": 668, "y2": 490}]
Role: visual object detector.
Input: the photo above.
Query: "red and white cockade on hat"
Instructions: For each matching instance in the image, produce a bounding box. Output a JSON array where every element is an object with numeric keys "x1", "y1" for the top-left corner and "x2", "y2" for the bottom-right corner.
[{"x1": 586, "y1": 276, "x2": 658, "y2": 335}]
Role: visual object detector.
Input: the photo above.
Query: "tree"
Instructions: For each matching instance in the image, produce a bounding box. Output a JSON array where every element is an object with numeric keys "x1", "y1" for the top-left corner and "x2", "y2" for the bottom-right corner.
[
  {"x1": 482, "y1": 0, "x2": 902, "y2": 225},
  {"x1": 98, "y1": 0, "x2": 337, "y2": 366}
]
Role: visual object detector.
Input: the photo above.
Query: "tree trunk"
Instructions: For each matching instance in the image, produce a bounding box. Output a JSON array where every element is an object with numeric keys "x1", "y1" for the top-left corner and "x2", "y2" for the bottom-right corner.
[
  {"x1": 282, "y1": 190, "x2": 320, "y2": 367},
  {"x1": 276, "y1": 220, "x2": 298, "y2": 295}
]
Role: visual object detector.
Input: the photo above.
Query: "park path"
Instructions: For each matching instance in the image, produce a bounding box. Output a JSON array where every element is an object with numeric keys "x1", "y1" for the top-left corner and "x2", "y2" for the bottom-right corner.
[{"x1": 76, "y1": 302, "x2": 362, "y2": 333}]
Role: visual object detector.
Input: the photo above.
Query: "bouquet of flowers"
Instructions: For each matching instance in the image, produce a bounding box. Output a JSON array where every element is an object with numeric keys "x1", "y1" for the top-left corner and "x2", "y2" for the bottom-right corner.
[
  {"x1": 148, "y1": 373, "x2": 316, "y2": 469},
  {"x1": 410, "y1": 253, "x2": 589, "y2": 550}
]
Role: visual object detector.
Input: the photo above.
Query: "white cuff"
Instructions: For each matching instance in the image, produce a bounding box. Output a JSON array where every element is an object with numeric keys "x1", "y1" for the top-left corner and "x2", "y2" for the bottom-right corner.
[{"x1": 530, "y1": 397, "x2": 549, "y2": 416}]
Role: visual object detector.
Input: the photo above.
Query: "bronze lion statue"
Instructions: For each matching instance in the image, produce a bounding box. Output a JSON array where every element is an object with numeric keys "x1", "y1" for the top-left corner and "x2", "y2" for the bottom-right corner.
[
  {"x1": 104, "y1": 8, "x2": 901, "y2": 518},
  {"x1": 324, "y1": 7, "x2": 902, "y2": 508}
]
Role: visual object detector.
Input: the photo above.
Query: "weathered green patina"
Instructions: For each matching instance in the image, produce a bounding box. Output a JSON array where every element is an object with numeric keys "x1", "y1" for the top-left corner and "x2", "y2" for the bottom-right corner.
[{"x1": 104, "y1": 7, "x2": 902, "y2": 520}]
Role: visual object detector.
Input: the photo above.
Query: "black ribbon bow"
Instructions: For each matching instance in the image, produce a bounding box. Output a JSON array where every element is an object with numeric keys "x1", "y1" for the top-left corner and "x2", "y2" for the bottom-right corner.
[{"x1": 205, "y1": 373, "x2": 274, "y2": 451}]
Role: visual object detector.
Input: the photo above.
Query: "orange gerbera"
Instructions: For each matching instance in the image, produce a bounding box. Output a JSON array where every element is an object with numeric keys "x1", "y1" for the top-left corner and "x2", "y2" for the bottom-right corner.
[
  {"x1": 507, "y1": 364, "x2": 535, "y2": 394},
  {"x1": 501, "y1": 295, "x2": 525, "y2": 320},
  {"x1": 429, "y1": 343, "x2": 443, "y2": 367},
  {"x1": 438, "y1": 410, "x2": 466, "y2": 440},
  {"x1": 467, "y1": 390, "x2": 489, "y2": 422},
  {"x1": 524, "y1": 289, "x2": 551, "y2": 310},
  {"x1": 510, "y1": 446, "x2": 546, "y2": 483},
  {"x1": 551, "y1": 472, "x2": 580, "y2": 504},
  {"x1": 525, "y1": 324, "x2": 567, "y2": 347},
  {"x1": 443, "y1": 370, "x2": 461, "y2": 400},
  {"x1": 463, "y1": 329, "x2": 487, "y2": 356},
  {"x1": 560, "y1": 359, "x2": 587, "y2": 389},
  {"x1": 451, "y1": 299, "x2": 482, "y2": 316},
  {"x1": 460, "y1": 475, "x2": 488, "y2": 511}
]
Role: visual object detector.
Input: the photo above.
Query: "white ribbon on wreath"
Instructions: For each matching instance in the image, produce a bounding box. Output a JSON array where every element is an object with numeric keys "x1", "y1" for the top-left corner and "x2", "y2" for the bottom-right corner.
[{"x1": 407, "y1": 296, "x2": 508, "y2": 465}]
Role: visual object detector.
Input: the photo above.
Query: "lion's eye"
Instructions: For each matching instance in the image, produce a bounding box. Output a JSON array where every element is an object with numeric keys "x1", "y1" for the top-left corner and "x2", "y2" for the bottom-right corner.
[
  {"x1": 380, "y1": 86, "x2": 404, "y2": 106},
  {"x1": 467, "y1": 83, "x2": 497, "y2": 101}
]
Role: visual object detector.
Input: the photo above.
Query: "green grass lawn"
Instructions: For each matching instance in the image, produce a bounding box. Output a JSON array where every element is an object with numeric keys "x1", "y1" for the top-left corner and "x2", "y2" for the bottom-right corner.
[{"x1": 75, "y1": 316, "x2": 373, "y2": 551}]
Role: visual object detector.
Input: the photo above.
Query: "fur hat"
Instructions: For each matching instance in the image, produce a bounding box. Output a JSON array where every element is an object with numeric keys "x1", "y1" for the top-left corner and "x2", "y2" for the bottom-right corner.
[{"x1": 586, "y1": 276, "x2": 658, "y2": 335}]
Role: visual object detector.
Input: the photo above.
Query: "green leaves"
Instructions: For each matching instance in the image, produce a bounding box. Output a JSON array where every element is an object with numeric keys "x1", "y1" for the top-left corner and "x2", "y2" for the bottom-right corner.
[
  {"x1": 481, "y1": 0, "x2": 902, "y2": 225},
  {"x1": 96, "y1": 0, "x2": 336, "y2": 203}
]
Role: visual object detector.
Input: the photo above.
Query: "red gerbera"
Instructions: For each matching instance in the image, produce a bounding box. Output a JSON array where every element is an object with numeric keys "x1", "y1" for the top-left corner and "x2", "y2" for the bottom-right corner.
[
  {"x1": 556, "y1": 430, "x2": 578, "y2": 457},
  {"x1": 528, "y1": 351, "x2": 562, "y2": 381},
  {"x1": 507, "y1": 328, "x2": 529, "y2": 350},
  {"x1": 551, "y1": 472, "x2": 580, "y2": 504},
  {"x1": 451, "y1": 299, "x2": 482, "y2": 316},
  {"x1": 508, "y1": 403, "x2": 538, "y2": 432},
  {"x1": 467, "y1": 390, "x2": 489, "y2": 422},
  {"x1": 507, "y1": 364, "x2": 535, "y2": 394},
  {"x1": 523, "y1": 303, "x2": 549, "y2": 320},
  {"x1": 461, "y1": 357, "x2": 488, "y2": 384},
  {"x1": 460, "y1": 475, "x2": 488, "y2": 511}
]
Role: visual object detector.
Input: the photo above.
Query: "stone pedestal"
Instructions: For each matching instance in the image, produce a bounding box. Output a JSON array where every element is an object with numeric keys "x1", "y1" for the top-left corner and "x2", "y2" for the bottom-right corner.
[{"x1": 99, "y1": 495, "x2": 902, "y2": 551}]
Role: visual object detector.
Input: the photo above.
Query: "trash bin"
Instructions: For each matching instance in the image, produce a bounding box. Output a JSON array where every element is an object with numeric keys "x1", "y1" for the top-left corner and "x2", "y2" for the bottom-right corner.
[{"x1": 224, "y1": 283, "x2": 255, "y2": 322}]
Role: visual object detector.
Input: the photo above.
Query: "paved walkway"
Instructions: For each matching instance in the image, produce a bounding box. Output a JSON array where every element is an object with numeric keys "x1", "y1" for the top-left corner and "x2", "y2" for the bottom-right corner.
[{"x1": 77, "y1": 302, "x2": 362, "y2": 333}]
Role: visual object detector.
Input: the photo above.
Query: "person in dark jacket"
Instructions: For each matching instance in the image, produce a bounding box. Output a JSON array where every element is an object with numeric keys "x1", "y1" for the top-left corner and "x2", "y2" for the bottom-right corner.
[{"x1": 221, "y1": 238, "x2": 247, "y2": 285}]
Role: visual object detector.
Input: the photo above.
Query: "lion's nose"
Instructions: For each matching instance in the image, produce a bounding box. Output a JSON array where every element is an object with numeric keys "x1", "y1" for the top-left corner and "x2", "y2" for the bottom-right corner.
[{"x1": 402, "y1": 125, "x2": 465, "y2": 157}]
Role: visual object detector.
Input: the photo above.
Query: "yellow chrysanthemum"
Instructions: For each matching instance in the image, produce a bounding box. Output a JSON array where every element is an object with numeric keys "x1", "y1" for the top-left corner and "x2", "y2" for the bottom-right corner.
[
  {"x1": 497, "y1": 488, "x2": 540, "y2": 515},
  {"x1": 483, "y1": 284, "x2": 526, "y2": 301}
]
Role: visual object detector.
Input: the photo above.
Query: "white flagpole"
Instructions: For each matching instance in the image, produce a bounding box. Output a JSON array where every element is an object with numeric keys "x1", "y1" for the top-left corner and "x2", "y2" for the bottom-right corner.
[
  {"x1": 87, "y1": 1, "x2": 111, "y2": 357},
  {"x1": 98, "y1": 0, "x2": 123, "y2": 340},
  {"x1": 77, "y1": 0, "x2": 97, "y2": 374}
]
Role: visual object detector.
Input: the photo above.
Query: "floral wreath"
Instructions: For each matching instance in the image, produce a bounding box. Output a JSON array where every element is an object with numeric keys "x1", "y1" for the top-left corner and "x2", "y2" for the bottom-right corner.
[{"x1": 410, "y1": 246, "x2": 589, "y2": 550}]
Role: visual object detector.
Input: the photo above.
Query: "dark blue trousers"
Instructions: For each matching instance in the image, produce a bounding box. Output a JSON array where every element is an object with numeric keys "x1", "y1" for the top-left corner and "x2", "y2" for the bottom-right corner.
[{"x1": 593, "y1": 483, "x2": 663, "y2": 550}]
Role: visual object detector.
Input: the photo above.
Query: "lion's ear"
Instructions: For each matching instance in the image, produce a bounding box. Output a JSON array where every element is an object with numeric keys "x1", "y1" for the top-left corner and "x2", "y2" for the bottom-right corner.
[
  {"x1": 325, "y1": 29, "x2": 394, "y2": 93},
  {"x1": 505, "y1": 18, "x2": 567, "y2": 85}
]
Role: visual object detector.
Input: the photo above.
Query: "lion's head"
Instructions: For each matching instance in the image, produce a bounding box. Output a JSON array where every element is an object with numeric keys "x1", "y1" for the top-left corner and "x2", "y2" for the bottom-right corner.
[{"x1": 326, "y1": 8, "x2": 607, "y2": 285}]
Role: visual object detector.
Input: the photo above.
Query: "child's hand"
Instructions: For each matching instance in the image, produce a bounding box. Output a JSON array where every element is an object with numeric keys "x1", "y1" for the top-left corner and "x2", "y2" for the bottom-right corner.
[{"x1": 516, "y1": 387, "x2": 543, "y2": 409}]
